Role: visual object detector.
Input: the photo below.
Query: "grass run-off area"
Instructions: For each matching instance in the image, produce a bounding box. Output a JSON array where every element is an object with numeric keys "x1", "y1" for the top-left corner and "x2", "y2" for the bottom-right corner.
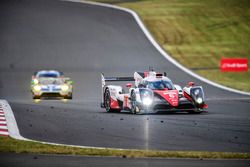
[
  {"x1": 1, "y1": 137, "x2": 250, "y2": 159},
  {"x1": 89, "y1": 0, "x2": 250, "y2": 92}
]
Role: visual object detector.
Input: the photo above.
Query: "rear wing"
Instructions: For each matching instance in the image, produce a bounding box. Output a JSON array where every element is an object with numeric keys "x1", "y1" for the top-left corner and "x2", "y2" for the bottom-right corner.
[
  {"x1": 101, "y1": 73, "x2": 134, "y2": 107},
  {"x1": 102, "y1": 71, "x2": 167, "y2": 88},
  {"x1": 101, "y1": 73, "x2": 134, "y2": 88}
]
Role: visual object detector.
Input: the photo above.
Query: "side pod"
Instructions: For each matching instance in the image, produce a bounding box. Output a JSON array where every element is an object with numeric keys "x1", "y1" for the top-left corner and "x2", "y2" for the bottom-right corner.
[{"x1": 101, "y1": 73, "x2": 134, "y2": 108}]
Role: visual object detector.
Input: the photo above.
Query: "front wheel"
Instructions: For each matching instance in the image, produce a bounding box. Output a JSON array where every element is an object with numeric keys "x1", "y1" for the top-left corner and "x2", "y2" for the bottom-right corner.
[{"x1": 130, "y1": 91, "x2": 139, "y2": 114}]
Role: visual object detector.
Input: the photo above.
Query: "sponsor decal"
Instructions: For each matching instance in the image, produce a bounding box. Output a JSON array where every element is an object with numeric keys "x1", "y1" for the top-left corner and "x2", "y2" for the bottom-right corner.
[
  {"x1": 124, "y1": 95, "x2": 129, "y2": 108},
  {"x1": 154, "y1": 90, "x2": 179, "y2": 106},
  {"x1": 163, "y1": 92, "x2": 177, "y2": 98},
  {"x1": 110, "y1": 97, "x2": 120, "y2": 109},
  {"x1": 221, "y1": 58, "x2": 248, "y2": 72}
]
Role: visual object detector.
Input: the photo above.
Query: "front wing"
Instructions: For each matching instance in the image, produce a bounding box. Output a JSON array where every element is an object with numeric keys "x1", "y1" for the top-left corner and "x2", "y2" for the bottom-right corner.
[{"x1": 136, "y1": 98, "x2": 201, "y2": 113}]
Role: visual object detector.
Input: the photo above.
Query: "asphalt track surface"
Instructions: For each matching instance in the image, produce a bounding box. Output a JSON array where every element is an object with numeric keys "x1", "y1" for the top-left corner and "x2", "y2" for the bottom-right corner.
[
  {"x1": 1, "y1": 0, "x2": 250, "y2": 154},
  {"x1": 1, "y1": 153, "x2": 250, "y2": 167}
]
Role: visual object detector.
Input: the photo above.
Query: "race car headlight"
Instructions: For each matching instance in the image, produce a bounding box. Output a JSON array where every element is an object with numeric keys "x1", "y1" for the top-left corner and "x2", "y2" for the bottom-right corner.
[
  {"x1": 33, "y1": 85, "x2": 41, "y2": 92},
  {"x1": 196, "y1": 97, "x2": 203, "y2": 104},
  {"x1": 140, "y1": 89, "x2": 153, "y2": 106},
  {"x1": 194, "y1": 89, "x2": 200, "y2": 96},
  {"x1": 142, "y1": 91, "x2": 150, "y2": 97},
  {"x1": 191, "y1": 87, "x2": 204, "y2": 104},
  {"x1": 142, "y1": 97, "x2": 153, "y2": 106},
  {"x1": 61, "y1": 84, "x2": 69, "y2": 91},
  {"x1": 33, "y1": 79, "x2": 39, "y2": 85}
]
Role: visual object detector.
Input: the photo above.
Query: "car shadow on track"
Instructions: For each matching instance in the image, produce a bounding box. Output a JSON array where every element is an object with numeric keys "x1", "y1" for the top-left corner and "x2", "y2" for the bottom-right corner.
[{"x1": 99, "y1": 110, "x2": 208, "y2": 115}]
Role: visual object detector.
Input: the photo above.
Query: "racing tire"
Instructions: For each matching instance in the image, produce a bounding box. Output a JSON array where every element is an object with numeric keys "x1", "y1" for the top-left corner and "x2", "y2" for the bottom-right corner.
[
  {"x1": 130, "y1": 91, "x2": 138, "y2": 114},
  {"x1": 64, "y1": 94, "x2": 73, "y2": 100},
  {"x1": 32, "y1": 94, "x2": 40, "y2": 99},
  {"x1": 104, "y1": 88, "x2": 120, "y2": 113}
]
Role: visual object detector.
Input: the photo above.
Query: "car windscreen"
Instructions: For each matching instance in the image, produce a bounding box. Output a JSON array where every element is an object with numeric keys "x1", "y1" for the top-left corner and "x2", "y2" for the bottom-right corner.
[
  {"x1": 38, "y1": 73, "x2": 59, "y2": 78},
  {"x1": 146, "y1": 80, "x2": 174, "y2": 90}
]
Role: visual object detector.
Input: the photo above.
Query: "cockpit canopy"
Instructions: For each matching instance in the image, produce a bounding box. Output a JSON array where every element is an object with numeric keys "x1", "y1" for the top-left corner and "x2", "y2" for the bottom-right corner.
[
  {"x1": 139, "y1": 80, "x2": 175, "y2": 90},
  {"x1": 35, "y1": 71, "x2": 63, "y2": 78}
]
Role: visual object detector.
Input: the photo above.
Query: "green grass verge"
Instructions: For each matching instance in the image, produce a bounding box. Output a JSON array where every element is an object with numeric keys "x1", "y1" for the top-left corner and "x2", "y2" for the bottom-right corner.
[
  {"x1": 1, "y1": 137, "x2": 250, "y2": 159},
  {"x1": 88, "y1": 0, "x2": 250, "y2": 92}
]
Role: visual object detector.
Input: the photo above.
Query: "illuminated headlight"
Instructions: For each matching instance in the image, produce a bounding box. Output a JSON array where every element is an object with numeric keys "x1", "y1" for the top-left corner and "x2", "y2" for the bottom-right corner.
[
  {"x1": 33, "y1": 85, "x2": 41, "y2": 92},
  {"x1": 196, "y1": 97, "x2": 203, "y2": 104},
  {"x1": 33, "y1": 79, "x2": 39, "y2": 84},
  {"x1": 143, "y1": 91, "x2": 150, "y2": 97},
  {"x1": 140, "y1": 89, "x2": 153, "y2": 106},
  {"x1": 61, "y1": 84, "x2": 69, "y2": 91},
  {"x1": 142, "y1": 97, "x2": 153, "y2": 106},
  {"x1": 194, "y1": 89, "x2": 200, "y2": 95}
]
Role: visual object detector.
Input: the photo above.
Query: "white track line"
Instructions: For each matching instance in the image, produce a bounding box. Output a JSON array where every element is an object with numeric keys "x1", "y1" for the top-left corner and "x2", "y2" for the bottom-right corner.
[
  {"x1": 0, "y1": 100, "x2": 25, "y2": 140},
  {"x1": 206, "y1": 97, "x2": 250, "y2": 101},
  {"x1": 65, "y1": 0, "x2": 250, "y2": 96},
  {"x1": 0, "y1": 103, "x2": 9, "y2": 136}
]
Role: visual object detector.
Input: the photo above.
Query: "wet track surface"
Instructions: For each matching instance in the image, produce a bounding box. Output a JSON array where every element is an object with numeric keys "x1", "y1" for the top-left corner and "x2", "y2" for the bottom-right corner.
[{"x1": 1, "y1": 0, "x2": 250, "y2": 153}]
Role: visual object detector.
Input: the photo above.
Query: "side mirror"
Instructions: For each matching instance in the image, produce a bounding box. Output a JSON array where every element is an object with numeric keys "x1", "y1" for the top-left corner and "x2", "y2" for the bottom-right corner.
[
  {"x1": 188, "y1": 82, "x2": 195, "y2": 87},
  {"x1": 126, "y1": 83, "x2": 132, "y2": 88}
]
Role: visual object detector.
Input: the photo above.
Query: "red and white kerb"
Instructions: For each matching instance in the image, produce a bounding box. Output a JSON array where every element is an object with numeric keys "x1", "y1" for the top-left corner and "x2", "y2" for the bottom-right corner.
[{"x1": 0, "y1": 104, "x2": 9, "y2": 136}]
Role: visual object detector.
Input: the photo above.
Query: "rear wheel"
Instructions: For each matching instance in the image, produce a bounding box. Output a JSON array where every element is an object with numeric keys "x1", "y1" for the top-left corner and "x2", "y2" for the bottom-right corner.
[{"x1": 104, "y1": 88, "x2": 120, "y2": 113}]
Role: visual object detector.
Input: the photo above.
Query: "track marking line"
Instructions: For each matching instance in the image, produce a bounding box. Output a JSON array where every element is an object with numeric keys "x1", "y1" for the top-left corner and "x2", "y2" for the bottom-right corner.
[
  {"x1": 0, "y1": 102, "x2": 9, "y2": 137},
  {"x1": 65, "y1": 0, "x2": 250, "y2": 96},
  {"x1": 206, "y1": 97, "x2": 250, "y2": 101},
  {"x1": 0, "y1": 100, "x2": 22, "y2": 138}
]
